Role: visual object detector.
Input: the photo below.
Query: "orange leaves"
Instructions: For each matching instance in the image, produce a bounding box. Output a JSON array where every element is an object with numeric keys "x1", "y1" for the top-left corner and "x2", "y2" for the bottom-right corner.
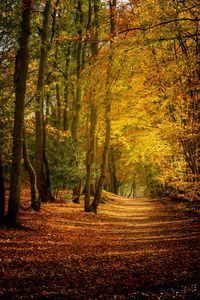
[
  {"x1": 46, "y1": 124, "x2": 71, "y2": 140},
  {"x1": 1, "y1": 184, "x2": 200, "y2": 298}
]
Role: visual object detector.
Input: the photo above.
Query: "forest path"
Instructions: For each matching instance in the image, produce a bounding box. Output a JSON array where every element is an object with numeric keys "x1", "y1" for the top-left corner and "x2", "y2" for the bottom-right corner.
[{"x1": 0, "y1": 194, "x2": 200, "y2": 299}]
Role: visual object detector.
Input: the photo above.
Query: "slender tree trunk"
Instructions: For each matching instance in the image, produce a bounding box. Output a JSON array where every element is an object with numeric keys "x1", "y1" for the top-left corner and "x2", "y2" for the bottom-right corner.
[
  {"x1": 84, "y1": 0, "x2": 99, "y2": 212},
  {"x1": 35, "y1": 0, "x2": 52, "y2": 203},
  {"x1": 22, "y1": 131, "x2": 40, "y2": 211},
  {"x1": 85, "y1": 102, "x2": 98, "y2": 211},
  {"x1": 128, "y1": 181, "x2": 136, "y2": 198},
  {"x1": 84, "y1": 0, "x2": 93, "y2": 212},
  {"x1": 90, "y1": 90, "x2": 111, "y2": 212},
  {"x1": 72, "y1": 183, "x2": 82, "y2": 204},
  {"x1": 63, "y1": 45, "x2": 71, "y2": 131},
  {"x1": 71, "y1": 0, "x2": 83, "y2": 203},
  {"x1": 71, "y1": 43, "x2": 82, "y2": 142},
  {"x1": 91, "y1": 0, "x2": 116, "y2": 213},
  {"x1": 109, "y1": 146, "x2": 118, "y2": 194},
  {"x1": 42, "y1": 109, "x2": 54, "y2": 202},
  {"x1": 5, "y1": 0, "x2": 32, "y2": 227},
  {"x1": 56, "y1": 83, "x2": 62, "y2": 129},
  {"x1": 0, "y1": 152, "x2": 5, "y2": 223},
  {"x1": 71, "y1": 0, "x2": 84, "y2": 142}
]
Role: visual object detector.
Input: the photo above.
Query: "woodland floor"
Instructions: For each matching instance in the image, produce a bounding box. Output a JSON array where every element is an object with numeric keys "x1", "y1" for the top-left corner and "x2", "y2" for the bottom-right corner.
[{"x1": 0, "y1": 188, "x2": 200, "y2": 299}]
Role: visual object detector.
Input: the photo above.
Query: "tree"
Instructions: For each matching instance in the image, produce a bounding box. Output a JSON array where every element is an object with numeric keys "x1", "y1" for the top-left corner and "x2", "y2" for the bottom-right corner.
[
  {"x1": 63, "y1": 44, "x2": 71, "y2": 131},
  {"x1": 71, "y1": 0, "x2": 83, "y2": 143},
  {"x1": 5, "y1": 0, "x2": 32, "y2": 227},
  {"x1": 22, "y1": 130, "x2": 39, "y2": 211},
  {"x1": 91, "y1": 0, "x2": 116, "y2": 213},
  {"x1": 0, "y1": 1, "x2": 18, "y2": 223},
  {"x1": 84, "y1": 0, "x2": 99, "y2": 212},
  {"x1": 35, "y1": 0, "x2": 54, "y2": 203},
  {"x1": 71, "y1": 0, "x2": 87, "y2": 204},
  {"x1": 0, "y1": 152, "x2": 5, "y2": 223}
]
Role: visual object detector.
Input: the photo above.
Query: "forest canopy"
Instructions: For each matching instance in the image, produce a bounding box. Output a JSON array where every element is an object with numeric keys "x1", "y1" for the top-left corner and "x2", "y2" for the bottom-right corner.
[{"x1": 0, "y1": 0, "x2": 199, "y2": 226}]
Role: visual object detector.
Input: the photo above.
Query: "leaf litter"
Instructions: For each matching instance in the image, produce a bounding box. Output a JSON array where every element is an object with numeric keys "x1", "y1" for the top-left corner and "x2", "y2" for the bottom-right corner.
[{"x1": 0, "y1": 188, "x2": 200, "y2": 299}]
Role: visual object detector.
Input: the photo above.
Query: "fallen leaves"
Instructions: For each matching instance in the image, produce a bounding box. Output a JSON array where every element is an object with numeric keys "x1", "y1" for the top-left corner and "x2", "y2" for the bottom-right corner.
[{"x1": 0, "y1": 190, "x2": 200, "y2": 299}]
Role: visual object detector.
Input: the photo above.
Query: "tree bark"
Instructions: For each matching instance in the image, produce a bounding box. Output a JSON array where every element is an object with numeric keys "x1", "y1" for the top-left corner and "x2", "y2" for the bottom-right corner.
[
  {"x1": 71, "y1": 0, "x2": 84, "y2": 204},
  {"x1": 71, "y1": 0, "x2": 83, "y2": 143},
  {"x1": 63, "y1": 45, "x2": 71, "y2": 131},
  {"x1": 85, "y1": 102, "x2": 98, "y2": 211},
  {"x1": 42, "y1": 108, "x2": 54, "y2": 202},
  {"x1": 0, "y1": 152, "x2": 5, "y2": 223},
  {"x1": 84, "y1": 0, "x2": 99, "y2": 212},
  {"x1": 35, "y1": 0, "x2": 53, "y2": 203},
  {"x1": 56, "y1": 83, "x2": 62, "y2": 129},
  {"x1": 22, "y1": 131, "x2": 40, "y2": 211},
  {"x1": 109, "y1": 146, "x2": 118, "y2": 194},
  {"x1": 5, "y1": 0, "x2": 32, "y2": 227},
  {"x1": 90, "y1": 92, "x2": 111, "y2": 213},
  {"x1": 72, "y1": 183, "x2": 82, "y2": 204},
  {"x1": 71, "y1": 44, "x2": 82, "y2": 142},
  {"x1": 91, "y1": 0, "x2": 116, "y2": 213}
]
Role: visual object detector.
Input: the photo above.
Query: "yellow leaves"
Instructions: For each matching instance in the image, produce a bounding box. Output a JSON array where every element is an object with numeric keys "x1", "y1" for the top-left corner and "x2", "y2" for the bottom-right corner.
[
  {"x1": 25, "y1": 119, "x2": 71, "y2": 140},
  {"x1": 24, "y1": 114, "x2": 35, "y2": 134},
  {"x1": 58, "y1": 31, "x2": 72, "y2": 42},
  {"x1": 28, "y1": 60, "x2": 37, "y2": 72},
  {"x1": 46, "y1": 124, "x2": 71, "y2": 141}
]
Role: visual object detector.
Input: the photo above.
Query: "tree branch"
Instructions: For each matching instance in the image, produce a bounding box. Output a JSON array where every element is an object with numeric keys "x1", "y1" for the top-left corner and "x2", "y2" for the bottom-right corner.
[{"x1": 119, "y1": 18, "x2": 200, "y2": 35}]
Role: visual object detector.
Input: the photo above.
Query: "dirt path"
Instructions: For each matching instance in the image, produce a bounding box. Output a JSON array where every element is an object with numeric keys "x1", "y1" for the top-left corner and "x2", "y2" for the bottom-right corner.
[{"x1": 0, "y1": 196, "x2": 200, "y2": 299}]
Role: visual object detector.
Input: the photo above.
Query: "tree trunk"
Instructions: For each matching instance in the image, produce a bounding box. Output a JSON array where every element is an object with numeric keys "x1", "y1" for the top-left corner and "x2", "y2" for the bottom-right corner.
[
  {"x1": 71, "y1": 0, "x2": 83, "y2": 203},
  {"x1": 0, "y1": 153, "x2": 5, "y2": 223},
  {"x1": 90, "y1": 95, "x2": 111, "y2": 213},
  {"x1": 42, "y1": 110, "x2": 54, "y2": 202},
  {"x1": 84, "y1": 0, "x2": 99, "y2": 212},
  {"x1": 91, "y1": 0, "x2": 116, "y2": 213},
  {"x1": 35, "y1": 0, "x2": 52, "y2": 203},
  {"x1": 84, "y1": 102, "x2": 98, "y2": 211},
  {"x1": 5, "y1": 0, "x2": 32, "y2": 227},
  {"x1": 72, "y1": 183, "x2": 82, "y2": 204},
  {"x1": 56, "y1": 83, "x2": 62, "y2": 130},
  {"x1": 71, "y1": 0, "x2": 83, "y2": 143},
  {"x1": 63, "y1": 45, "x2": 71, "y2": 131},
  {"x1": 109, "y1": 146, "x2": 118, "y2": 194},
  {"x1": 71, "y1": 43, "x2": 82, "y2": 142},
  {"x1": 22, "y1": 131, "x2": 40, "y2": 211}
]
